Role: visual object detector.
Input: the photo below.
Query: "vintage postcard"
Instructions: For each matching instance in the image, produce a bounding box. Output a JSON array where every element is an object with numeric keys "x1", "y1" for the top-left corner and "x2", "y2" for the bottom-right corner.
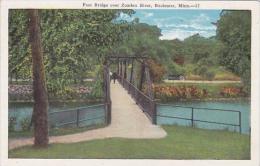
[{"x1": 0, "y1": 0, "x2": 260, "y2": 166}]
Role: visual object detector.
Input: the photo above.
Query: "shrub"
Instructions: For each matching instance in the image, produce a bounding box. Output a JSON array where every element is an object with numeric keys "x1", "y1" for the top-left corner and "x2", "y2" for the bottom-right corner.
[
  {"x1": 147, "y1": 59, "x2": 166, "y2": 83},
  {"x1": 214, "y1": 73, "x2": 240, "y2": 81},
  {"x1": 9, "y1": 83, "x2": 95, "y2": 101},
  {"x1": 152, "y1": 85, "x2": 208, "y2": 101},
  {"x1": 219, "y1": 87, "x2": 247, "y2": 97},
  {"x1": 20, "y1": 117, "x2": 31, "y2": 131},
  {"x1": 184, "y1": 64, "x2": 197, "y2": 75},
  {"x1": 205, "y1": 71, "x2": 215, "y2": 81},
  {"x1": 185, "y1": 74, "x2": 203, "y2": 81},
  {"x1": 194, "y1": 65, "x2": 216, "y2": 81},
  {"x1": 195, "y1": 65, "x2": 207, "y2": 76},
  {"x1": 9, "y1": 117, "x2": 17, "y2": 132},
  {"x1": 168, "y1": 63, "x2": 185, "y2": 76}
]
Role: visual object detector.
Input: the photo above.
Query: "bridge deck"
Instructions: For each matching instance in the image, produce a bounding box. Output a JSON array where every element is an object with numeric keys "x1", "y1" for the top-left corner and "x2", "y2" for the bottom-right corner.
[{"x1": 9, "y1": 81, "x2": 166, "y2": 150}]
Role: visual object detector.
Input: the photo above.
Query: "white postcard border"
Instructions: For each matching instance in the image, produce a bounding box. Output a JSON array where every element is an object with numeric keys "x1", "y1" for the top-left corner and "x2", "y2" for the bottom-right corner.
[{"x1": 1, "y1": 1, "x2": 259, "y2": 166}]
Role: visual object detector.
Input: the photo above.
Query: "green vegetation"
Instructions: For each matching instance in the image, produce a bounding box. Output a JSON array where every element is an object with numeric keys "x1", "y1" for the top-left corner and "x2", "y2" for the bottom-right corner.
[
  {"x1": 161, "y1": 82, "x2": 242, "y2": 94},
  {"x1": 9, "y1": 10, "x2": 251, "y2": 150},
  {"x1": 217, "y1": 10, "x2": 251, "y2": 90},
  {"x1": 9, "y1": 10, "x2": 250, "y2": 100},
  {"x1": 9, "y1": 9, "x2": 135, "y2": 98},
  {"x1": 9, "y1": 125, "x2": 250, "y2": 159},
  {"x1": 9, "y1": 124, "x2": 106, "y2": 139},
  {"x1": 9, "y1": 81, "x2": 103, "y2": 101},
  {"x1": 153, "y1": 82, "x2": 248, "y2": 102}
]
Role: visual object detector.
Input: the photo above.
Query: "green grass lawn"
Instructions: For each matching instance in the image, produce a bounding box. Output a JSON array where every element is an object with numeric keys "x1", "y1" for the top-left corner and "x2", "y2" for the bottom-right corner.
[
  {"x1": 9, "y1": 124, "x2": 106, "y2": 139},
  {"x1": 9, "y1": 125, "x2": 250, "y2": 159}
]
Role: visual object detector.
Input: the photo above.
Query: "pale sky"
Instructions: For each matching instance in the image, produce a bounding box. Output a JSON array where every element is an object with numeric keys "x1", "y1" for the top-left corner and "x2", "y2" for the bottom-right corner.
[{"x1": 119, "y1": 9, "x2": 222, "y2": 40}]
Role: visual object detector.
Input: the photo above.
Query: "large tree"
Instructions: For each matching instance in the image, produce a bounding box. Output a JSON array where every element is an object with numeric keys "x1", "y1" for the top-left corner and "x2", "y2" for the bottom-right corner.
[
  {"x1": 9, "y1": 9, "x2": 135, "y2": 146},
  {"x1": 28, "y1": 9, "x2": 49, "y2": 147},
  {"x1": 216, "y1": 10, "x2": 251, "y2": 89},
  {"x1": 9, "y1": 9, "x2": 134, "y2": 96},
  {"x1": 111, "y1": 22, "x2": 171, "y2": 82},
  {"x1": 183, "y1": 34, "x2": 219, "y2": 65},
  {"x1": 9, "y1": 10, "x2": 31, "y2": 82}
]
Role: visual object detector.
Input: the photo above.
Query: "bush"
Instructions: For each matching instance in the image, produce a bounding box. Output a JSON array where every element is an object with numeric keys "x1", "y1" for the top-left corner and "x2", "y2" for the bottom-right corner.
[
  {"x1": 183, "y1": 64, "x2": 196, "y2": 75},
  {"x1": 20, "y1": 117, "x2": 31, "y2": 131},
  {"x1": 9, "y1": 82, "x2": 97, "y2": 101},
  {"x1": 185, "y1": 74, "x2": 203, "y2": 81},
  {"x1": 195, "y1": 65, "x2": 207, "y2": 76},
  {"x1": 152, "y1": 85, "x2": 208, "y2": 101},
  {"x1": 205, "y1": 71, "x2": 215, "y2": 81},
  {"x1": 168, "y1": 63, "x2": 185, "y2": 75},
  {"x1": 194, "y1": 66, "x2": 216, "y2": 80},
  {"x1": 220, "y1": 87, "x2": 247, "y2": 97},
  {"x1": 147, "y1": 59, "x2": 166, "y2": 83},
  {"x1": 9, "y1": 117, "x2": 17, "y2": 132}
]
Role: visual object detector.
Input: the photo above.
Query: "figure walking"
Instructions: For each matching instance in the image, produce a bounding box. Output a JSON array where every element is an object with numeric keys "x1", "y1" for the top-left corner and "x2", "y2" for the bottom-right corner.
[{"x1": 112, "y1": 72, "x2": 117, "y2": 84}]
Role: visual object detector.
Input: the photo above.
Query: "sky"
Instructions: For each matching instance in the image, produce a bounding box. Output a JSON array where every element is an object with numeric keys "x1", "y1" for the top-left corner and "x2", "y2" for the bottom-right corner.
[{"x1": 120, "y1": 10, "x2": 222, "y2": 40}]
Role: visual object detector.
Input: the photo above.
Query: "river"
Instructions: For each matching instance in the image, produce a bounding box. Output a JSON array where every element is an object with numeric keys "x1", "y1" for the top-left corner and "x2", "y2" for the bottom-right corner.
[{"x1": 157, "y1": 100, "x2": 250, "y2": 134}]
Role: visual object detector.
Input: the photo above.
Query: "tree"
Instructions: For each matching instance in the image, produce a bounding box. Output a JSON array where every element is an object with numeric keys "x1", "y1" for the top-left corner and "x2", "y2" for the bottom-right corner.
[
  {"x1": 9, "y1": 9, "x2": 134, "y2": 97},
  {"x1": 183, "y1": 34, "x2": 217, "y2": 65},
  {"x1": 216, "y1": 10, "x2": 251, "y2": 90},
  {"x1": 28, "y1": 9, "x2": 49, "y2": 147},
  {"x1": 111, "y1": 22, "x2": 171, "y2": 83},
  {"x1": 9, "y1": 10, "x2": 31, "y2": 82},
  {"x1": 113, "y1": 23, "x2": 164, "y2": 58},
  {"x1": 146, "y1": 59, "x2": 166, "y2": 83}
]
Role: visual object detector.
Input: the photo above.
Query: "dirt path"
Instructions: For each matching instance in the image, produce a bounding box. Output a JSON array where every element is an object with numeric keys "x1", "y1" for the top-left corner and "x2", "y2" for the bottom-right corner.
[{"x1": 9, "y1": 81, "x2": 166, "y2": 150}]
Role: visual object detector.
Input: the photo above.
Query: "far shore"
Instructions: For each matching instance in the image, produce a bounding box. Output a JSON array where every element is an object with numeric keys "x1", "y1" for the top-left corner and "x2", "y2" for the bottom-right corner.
[{"x1": 156, "y1": 97, "x2": 250, "y2": 103}]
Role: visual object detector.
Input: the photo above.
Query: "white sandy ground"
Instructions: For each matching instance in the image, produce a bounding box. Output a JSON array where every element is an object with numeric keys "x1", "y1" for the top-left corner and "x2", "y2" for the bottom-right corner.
[{"x1": 8, "y1": 81, "x2": 167, "y2": 150}]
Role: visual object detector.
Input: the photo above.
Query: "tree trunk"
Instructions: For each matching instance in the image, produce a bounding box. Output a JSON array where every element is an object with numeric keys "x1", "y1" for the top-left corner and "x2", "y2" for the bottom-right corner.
[{"x1": 28, "y1": 9, "x2": 49, "y2": 147}]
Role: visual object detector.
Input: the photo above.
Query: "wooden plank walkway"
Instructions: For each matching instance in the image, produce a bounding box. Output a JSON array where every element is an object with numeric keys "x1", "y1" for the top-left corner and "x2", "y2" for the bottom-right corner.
[{"x1": 8, "y1": 81, "x2": 166, "y2": 150}]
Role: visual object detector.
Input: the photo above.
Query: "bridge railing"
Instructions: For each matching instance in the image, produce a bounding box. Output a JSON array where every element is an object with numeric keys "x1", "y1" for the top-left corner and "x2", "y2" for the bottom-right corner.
[
  {"x1": 49, "y1": 104, "x2": 106, "y2": 128},
  {"x1": 117, "y1": 75, "x2": 157, "y2": 124},
  {"x1": 157, "y1": 104, "x2": 242, "y2": 133},
  {"x1": 116, "y1": 75, "x2": 243, "y2": 133}
]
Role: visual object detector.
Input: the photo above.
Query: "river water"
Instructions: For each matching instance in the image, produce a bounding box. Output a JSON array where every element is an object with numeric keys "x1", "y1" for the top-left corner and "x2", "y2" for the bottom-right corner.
[
  {"x1": 157, "y1": 100, "x2": 250, "y2": 134},
  {"x1": 9, "y1": 102, "x2": 105, "y2": 131},
  {"x1": 9, "y1": 100, "x2": 250, "y2": 134}
]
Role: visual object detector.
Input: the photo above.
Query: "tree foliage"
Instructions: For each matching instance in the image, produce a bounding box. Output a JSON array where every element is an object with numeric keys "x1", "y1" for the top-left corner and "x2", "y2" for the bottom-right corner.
[
  {"x1": 9, "y1": 9, "x2": 134, "y2": 95},
  {"x1": 113, "y1": 22, "x2": 163, "y2": 57},
  {"x1": 9, "y1": 10, "x2": 31, "y2": 80},
  {"x1": 216, "y1": 10, "x2": 251, "y2": 89},
  {"x1": 146, "y1": 59, "x2": 166, "y2": 83},
  {"x1": 183, "y1": 34, "x2": 220, "y2": 66},
  {"x1": 111, "y1": 22, "x2": 172, "y2": 83},
  {"x1": 9, "y1": 10, "x2": 251, "y2": 90}
]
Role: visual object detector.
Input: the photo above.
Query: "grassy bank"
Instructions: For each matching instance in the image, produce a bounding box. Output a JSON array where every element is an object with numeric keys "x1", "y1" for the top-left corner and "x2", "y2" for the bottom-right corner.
[
  {"x1": 167, "y1": 82, "x2": 242, "y2": 96},
  {"x1": 152, "y1": 82, "x2": 248, "y2": 102},
  {"x1": 9, "y1": 125, "x2": 250, "y2": 159},
  {"x1": 8, "y1": 81, "x2": 103, "y2": 101},
  {"x1": 9, "y1": 124, "x2": 106, "y2": 139}
]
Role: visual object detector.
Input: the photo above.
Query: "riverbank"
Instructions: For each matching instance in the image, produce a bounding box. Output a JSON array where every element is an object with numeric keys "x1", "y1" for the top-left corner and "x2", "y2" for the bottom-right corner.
[
  {"x1": 8, "y1": 83, "x2": 102, "y2": 101},
  {"x1": 9, "y1": 125, "x2": 250, "y2": 159},
  {"x1": 9, "y1": 124, "x2": 107, "y2": 139},
  {"x1": 9, "y1": 99, "x2": 103, "y2": 104},
  {"x1": 152, "y1": 82, "x2": 249, "y2": 102},
  {"x1": 156, "y1": 97, "x2": 250, "y2": 103}
]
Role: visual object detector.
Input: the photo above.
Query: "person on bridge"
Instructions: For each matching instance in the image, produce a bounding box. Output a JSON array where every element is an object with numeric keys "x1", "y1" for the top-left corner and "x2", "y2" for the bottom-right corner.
[{"x1": 111, "y1": 72, "x2": 117, "y2": 84}]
